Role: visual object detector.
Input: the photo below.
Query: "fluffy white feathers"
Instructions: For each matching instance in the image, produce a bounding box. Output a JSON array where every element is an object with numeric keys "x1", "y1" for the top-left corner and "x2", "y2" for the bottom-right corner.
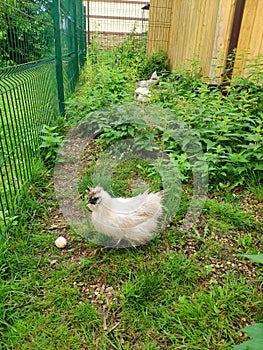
[
  {"x1": 134, "y1": 71, "x2": 159, "y2": 102},
  {"x1": 87, "y1": 186, "x2": 163, "y2": 246},
  {"x1": 137, "y1": 71, "x2": 158, "y2": 87},
  {"x1": 134, "y1": 87, "x2": 151, "y2": 102}
]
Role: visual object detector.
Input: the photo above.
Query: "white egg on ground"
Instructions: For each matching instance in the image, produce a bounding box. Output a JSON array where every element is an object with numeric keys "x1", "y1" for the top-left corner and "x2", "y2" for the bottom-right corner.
[{"x1": 55, "y1": 236, "x2": 67, "y2": 249}]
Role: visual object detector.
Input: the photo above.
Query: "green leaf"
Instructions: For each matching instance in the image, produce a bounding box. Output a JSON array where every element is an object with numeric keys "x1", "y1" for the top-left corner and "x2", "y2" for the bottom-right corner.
[
  {"x1": 243, "y1": 254, "x2": 263, "y2": 264},
  {"x1": 254, "y1": 164, "x2": 263, "y2": 171},
  {"x1": 234, "y1": 323, "x2": 263, "y2": 350}
]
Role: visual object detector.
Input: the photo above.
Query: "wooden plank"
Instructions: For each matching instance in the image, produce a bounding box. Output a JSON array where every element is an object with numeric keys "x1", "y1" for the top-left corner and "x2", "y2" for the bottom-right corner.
[
  {"x1": 209, "y1": 0, "x2": 237, "y2": 81},
  {"x1": 167, "y1": 0, "x2": 181, "y2": 66},
  {"x1": 249, "y1": 0, "x2": 263, "y2": 55},
  {"x1": 168, "y1": 0, "x2": 196, "y2": 69},
  {"x1": 147, "y1": 0, "x2": 172, "y2": 53},
  {"x1": 187, "y1": 0, "x2": 200, "y2": 64},
  {"x1": 148, "y1": 0, "x2": 262, "y2": 80},
  {"x1": 198, "y1": 0, "x2": 219, "y2": 75},
  {"x1": 236, "y1": 0, "x2": 257, "y2": 53},
  {"x1": 234, "y1": 0, "x2": 263, "y2": 77},
  {"x1": 194, "y1": 0, "x2": 206, "y2": 62},
  {"x1": 168, "y1": 0, "x2": 220, "y2": 75}
]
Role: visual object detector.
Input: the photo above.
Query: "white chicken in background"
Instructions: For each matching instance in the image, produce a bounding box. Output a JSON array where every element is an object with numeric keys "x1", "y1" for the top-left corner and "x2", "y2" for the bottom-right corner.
[
  {"x1": 134, "y1": 87, "x2": 151, "y2": 102},
  {"x1": 137, "y1": 71, "x2": 158, "y2": 87},
  {"x1": 86, "y1": 186, "x2": 163, "y2": 246},
  {"x1": 134, "y1": 71, "x2": 158, "y2": 102}
]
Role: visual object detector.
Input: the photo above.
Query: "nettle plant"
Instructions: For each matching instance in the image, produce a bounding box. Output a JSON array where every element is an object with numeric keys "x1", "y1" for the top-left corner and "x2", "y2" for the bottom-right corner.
[
  {"x1": 39, "y1": 124, "x2": 63, "y2": 166},
  {"x1": 153, "y1": 70, "x2": 263, "y2": 187},
  {"x1": 94, "y1": 87, "x2": 262, "y2": 188},
  {"x1": 97, "y1": 122, "x2": 157, "y2": 152}
]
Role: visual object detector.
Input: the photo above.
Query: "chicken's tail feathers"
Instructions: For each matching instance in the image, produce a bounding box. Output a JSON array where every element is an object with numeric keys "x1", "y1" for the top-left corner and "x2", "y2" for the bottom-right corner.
[{"x1": 147, "y1": 189, "x2": 164, "y2": 201}]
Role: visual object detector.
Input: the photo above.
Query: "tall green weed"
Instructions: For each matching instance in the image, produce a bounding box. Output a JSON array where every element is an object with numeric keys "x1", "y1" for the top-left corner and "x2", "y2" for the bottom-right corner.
[{"x1": 155, "y1": 73, "x2": 263, "y2": 185}]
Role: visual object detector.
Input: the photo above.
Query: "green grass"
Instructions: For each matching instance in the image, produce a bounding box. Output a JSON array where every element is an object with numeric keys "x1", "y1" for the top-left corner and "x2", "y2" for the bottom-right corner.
[
  {"x1": 1, "y1": 40, "x2": 263, "y2": 349},
  {"x1": 1, "y1": 158, "x2": 262, "y2": 350}
]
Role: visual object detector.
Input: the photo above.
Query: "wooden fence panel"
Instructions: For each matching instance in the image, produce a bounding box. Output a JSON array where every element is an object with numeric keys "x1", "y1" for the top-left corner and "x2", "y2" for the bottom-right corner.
[
  {"x1": 147, "y1": 0, "x2": 172, "y2": 52},
  {"x1": 168, "y1": 0, "x2": 220, "y2": 75},
  {"x1": 234, "y1": 0, "x2": 263, "y2": 77},
  {"x1": 147, "y1": 0, "x2": 263, "y2": 80},
  {"x1": 209, "y1": 0, "x2": 236, "y2": 80}
]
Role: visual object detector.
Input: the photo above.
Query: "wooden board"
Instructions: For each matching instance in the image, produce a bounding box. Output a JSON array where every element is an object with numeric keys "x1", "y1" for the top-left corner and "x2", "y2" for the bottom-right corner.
[
  {"x1": 168, "y1": 0, "x2": 220, "y2": 75},
  {"x1": 209, "y1": 0, "x2": 237, "y2": 82},
  {"x1": 234, "y1": 0, "x2": 263, "y2": 78},
  {"x1": 146, "y1": 0, "x2": 172, "y2": 53},
  {"x1": 147, "y1": 0, "x2": 263, "y2": 80}
]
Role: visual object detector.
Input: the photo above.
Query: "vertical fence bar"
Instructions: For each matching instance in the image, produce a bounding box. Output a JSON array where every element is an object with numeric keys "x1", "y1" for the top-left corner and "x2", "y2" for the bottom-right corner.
[
  {"x1": 53, "y1": 0, "x2": 65, "y2": 115},
  {"x1": 86, "y1": 1, "x2": 90, "y2": 45},
  {"x1": 72, "y1": 0, "x2": 80, "y2": 81},
  {"x1": 83, "y1": 4, "x2": 87, "y2": 65},
  {"x1": 79, "y1": 0, "x2": 86, "y2": 68}
]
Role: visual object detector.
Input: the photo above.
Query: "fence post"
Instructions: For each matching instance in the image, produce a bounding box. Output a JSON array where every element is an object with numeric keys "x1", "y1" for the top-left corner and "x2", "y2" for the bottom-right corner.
[
  {"x1": 79, "y1": 0, "x2": 87, "y2": 68},
  {"x1": 86, "y1": 0, "x2": 91, "y2": 45},
  {"x1": 83, "y1": 4, "x2": 87, "y2": 64},
  {"x1": 72, "y1": 1, "x2": 80, "y2": 81},
  {"x1": 53, "y1": 0, "x2": 65, "y2": 115}
]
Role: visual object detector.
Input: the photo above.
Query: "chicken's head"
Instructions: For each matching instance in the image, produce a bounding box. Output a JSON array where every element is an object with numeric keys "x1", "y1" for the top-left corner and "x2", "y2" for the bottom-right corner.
[{"x1": 86, "y1": 186, "x2": 102, "y2": 207}]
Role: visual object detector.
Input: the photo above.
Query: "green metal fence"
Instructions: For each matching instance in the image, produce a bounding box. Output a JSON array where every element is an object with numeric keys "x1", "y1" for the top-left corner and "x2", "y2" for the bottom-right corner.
[{"x1": 0, "y1": 0, "x2": 86, "y2": 233}]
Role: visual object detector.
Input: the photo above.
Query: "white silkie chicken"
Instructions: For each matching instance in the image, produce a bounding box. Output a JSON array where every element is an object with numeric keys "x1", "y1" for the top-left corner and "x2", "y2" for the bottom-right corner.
[
  {"x1": 86, "y1": 186, "x2": 163, "y2": 246},
  {"x1": 134, "y1": 87, "x2": 151, "y2": 102},
  {"x1": 135, "y1": 71, "x2": 158, "y2": 102},
  {"x1": 137, "y1": 71, "x2": 158, "y2": 87}
]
